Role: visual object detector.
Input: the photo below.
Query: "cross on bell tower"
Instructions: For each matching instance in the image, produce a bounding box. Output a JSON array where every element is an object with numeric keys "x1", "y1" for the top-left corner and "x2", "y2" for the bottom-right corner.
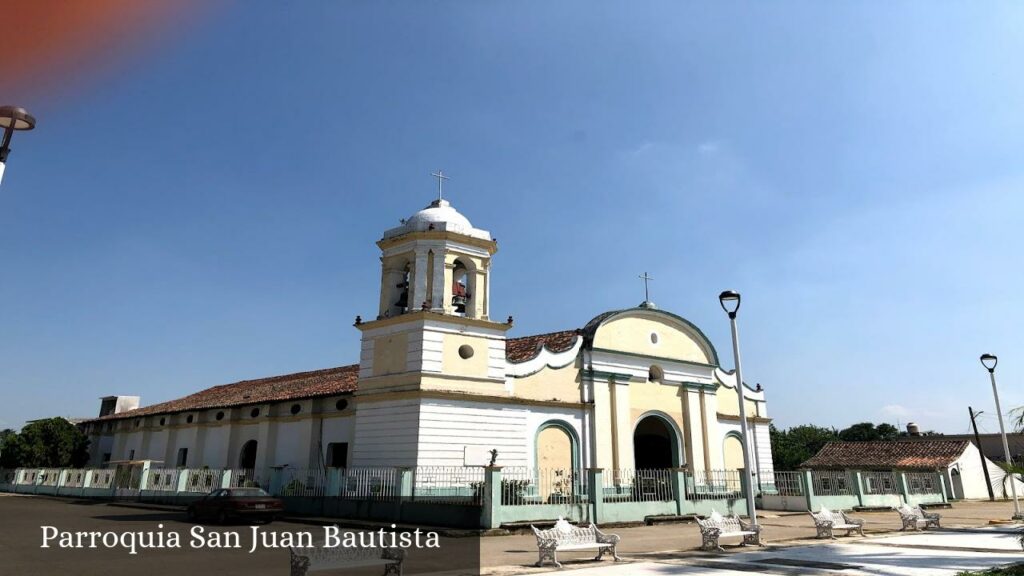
[{"x1": 431, "y1": 170, "x2": 450, "y2": 202}]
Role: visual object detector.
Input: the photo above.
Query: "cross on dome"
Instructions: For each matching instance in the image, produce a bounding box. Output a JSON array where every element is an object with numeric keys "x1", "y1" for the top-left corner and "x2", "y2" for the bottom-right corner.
[
  {"x1": 639, "y1": 272, "x2": 657, "y2": 309},
  {"x1": 431, "y1": 170, "x2": 450, "y2": 202}
]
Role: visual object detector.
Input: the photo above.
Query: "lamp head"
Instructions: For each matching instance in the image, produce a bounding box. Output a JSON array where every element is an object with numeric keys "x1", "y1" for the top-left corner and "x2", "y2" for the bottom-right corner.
[
  {"x1": 0, "y1": 106, "x2": 36, "y2": 131},
  {"x1": 719, "y1": 290, "x2": 741, "y2": 317},
  {"x1": 980, "y1": 353, "x2": 998, "y2": 373}
]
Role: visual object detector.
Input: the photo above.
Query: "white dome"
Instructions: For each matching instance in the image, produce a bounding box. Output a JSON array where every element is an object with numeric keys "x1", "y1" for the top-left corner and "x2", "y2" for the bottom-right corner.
[
  {"x1": 382, "y1": 199, "x2": 492, "y2": 240},
  {"x1": 407, "y1": 199, "x2": 473, "y2": 231}
]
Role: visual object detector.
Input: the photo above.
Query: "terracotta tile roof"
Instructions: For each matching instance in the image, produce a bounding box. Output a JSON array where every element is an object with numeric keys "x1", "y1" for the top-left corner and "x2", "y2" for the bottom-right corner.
[
  {"x1": 506, "y1": 330, "x2": 580, "y2": 364},
  {"x1": 86, "y1": 365, "x2": 358, "y2": 422},
  {"x1": 801, "y1": 440, "x2": 970, "y2": 470}
]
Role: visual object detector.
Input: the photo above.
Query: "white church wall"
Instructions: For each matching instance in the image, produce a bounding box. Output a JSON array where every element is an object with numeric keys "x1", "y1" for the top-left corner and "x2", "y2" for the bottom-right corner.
[
  {"x1": 171, "y1": 425, "x2": 198, "y2": 467},
  {"x1": 715, "y1": 419, "x2": 772, "y2": 479},
  {"x1": 146, "y1": 428, "x2": 169, "y2": 464},
  {"x1": 272, "y1": 420, "x2": 312, "y2": 468},
  {"x1": 200, "y1": 424, "x2": 230, "y2": 468},
  {"x1": 118, "y1": 430, "x2": 143, "y2": 461},
  {"x1": 351, "y1": 398, "x2": 420, "y2": 467},
  {"x1": 751, "y1": 421, "x2": 774, "y2": 477},
  {"x1": 320, "y1": 415, "x2": 355, "y2": 466},
  {"x1": 417, "y1": 398, "x2": 531, "y2": 468},
  {"x1": 91, "y1": 434, "x2": 114, "y2": 466},
  {"x1": 226, "y1": 423, "x2": 259, "y2": 469}
]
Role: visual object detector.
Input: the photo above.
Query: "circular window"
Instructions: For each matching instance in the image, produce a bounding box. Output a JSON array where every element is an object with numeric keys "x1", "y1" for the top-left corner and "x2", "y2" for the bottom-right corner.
[
  {"x1": 650, "y1": 332, "x2": 659, "y2": 344},
  {"x1": 649, "y1": 365, "x2": 664, "y2": 383},
  {"x1": 215, "y1": 411, "x2": 225, "y2": 421},
  {"x1": 458, "y1": 344, "x2": 474, "y2": 359},
  {"x1": 290, "y1": 404, "x2": 302, "y2": 415},
  {"x1": 250, "y1": 408, "x2": 260, "y2": 418},
  {"x1": 336, "y1": 399, "x2": 349, "y2": 411},
  {"x1": 159, "y1": 417, "x2": 166, "y2": 426},
  {"x1": 186, "y1": 414, "x2": 194, "y2": 424}
]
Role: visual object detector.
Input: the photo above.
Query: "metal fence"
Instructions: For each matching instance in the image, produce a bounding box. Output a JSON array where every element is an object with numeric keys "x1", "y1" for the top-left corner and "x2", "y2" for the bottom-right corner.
[
  {"x1": 89, "y1": 469, "x2": 115, "y2": 489},
  {"x1": 337, "y1": 467, "x2": 399, "y2": 500},
  {"x1": 38, "y1": 468, "x2": 62, "y2": 486},
  {"x1": 413, "y1": 466, "x2": 483, "y2": 504},
  {"x1": 811, "y1": 470, "x2": 854, "y2": 495},
  {"x1": 768, "y1": 471, "x2": 804, "y2": 496},
  {"x1": 862, "y1": 471, "x2": 899, "y2": 495},
  {"x1": 501, "y1": 468, "x2": 586, "y2": 506},
  {"x1": 278, "y1": 467, "x2": 327, "y2": 497},
  {"x1": 228, "y1": 469, "x2": 268, "y2": 489},
  {"x1": 905, "y1": 472, "x2": 939, "y2": 494},
  {"x1": 603, "y1": 469, "x2": 674, "y2": 502},
  {"x1": 63, "y1": 469, "x2": 88, "y2": 488},
  {"x1": 686, "y1": 469, "x2": 742, "y2": 500},
  {"x1": 146, "y1": 468, "x2": 181, "y2": 491},
  {"x1": 182, "y1": 469, "x2": 224, "y2": 493}
]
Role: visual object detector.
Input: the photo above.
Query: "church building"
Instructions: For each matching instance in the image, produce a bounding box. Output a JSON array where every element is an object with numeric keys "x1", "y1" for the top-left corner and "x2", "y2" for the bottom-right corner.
[{"x1": 81, "y1": 196, "x2": 774, "y2": 482}]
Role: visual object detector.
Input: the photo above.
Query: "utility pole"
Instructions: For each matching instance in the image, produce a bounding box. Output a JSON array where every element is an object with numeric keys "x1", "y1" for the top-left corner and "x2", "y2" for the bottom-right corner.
[{"x1": 969, "y1": 406, "x2": 996, "y2": 501}]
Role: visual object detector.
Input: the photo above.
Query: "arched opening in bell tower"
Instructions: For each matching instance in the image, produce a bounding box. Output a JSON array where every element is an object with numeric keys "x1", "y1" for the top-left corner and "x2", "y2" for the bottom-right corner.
[
  {"x1": 394, "y1": 262, "x2": 411, "y2": 315},
  {"x1": 452, "y1": 259, "x2": 472, "y2": 316}
]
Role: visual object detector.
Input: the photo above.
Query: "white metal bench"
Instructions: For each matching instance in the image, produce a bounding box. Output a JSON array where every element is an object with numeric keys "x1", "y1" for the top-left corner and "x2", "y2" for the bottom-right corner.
[
  {"x1": 696, "y1": 510, "x2": 763, "y2": 551},
  {"x1": 289, "y1": 543, "x2": 404, "y2": 576},
  {"x1": 530, "y1": 517, "x2": 621, "y2": 568},
  {"x1": 810, "y1": 507, "x2": 865, "y2": 539},
  {"x1": 897, "y1": 503, "x2": 941, "y2": 531}
]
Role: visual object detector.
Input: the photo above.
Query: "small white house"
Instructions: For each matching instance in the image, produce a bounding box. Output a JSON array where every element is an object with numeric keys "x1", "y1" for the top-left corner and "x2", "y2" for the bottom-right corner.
[
  {"x1": 947, "y1": 440, "x2": 1024, "y2": 500},
  {"x1": 802, "y1": 439, "x2": 1024, "y2": 501}
]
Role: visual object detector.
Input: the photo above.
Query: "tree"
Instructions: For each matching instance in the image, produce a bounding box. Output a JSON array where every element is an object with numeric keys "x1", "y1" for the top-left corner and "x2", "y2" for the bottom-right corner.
[
  {"x1": 3, "y1": 418, "x2": 90, "y2": 468},
  {"x1": 838, "y1": 422, "x2": 899, "y2": 442},
  {"x1": 0, "y1": 429, "x2": 18, "y2": 468},
  {"x1": 770, "y1": 424, "x2": 838, "y2": 470}
]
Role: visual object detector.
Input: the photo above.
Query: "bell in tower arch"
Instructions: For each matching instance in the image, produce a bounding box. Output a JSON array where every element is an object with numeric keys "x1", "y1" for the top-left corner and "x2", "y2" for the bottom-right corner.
[
  {"x1": 394, "y1": 264, "x2": 410, "y2": 313},
  {"x1": 452, "y1": 260, "x2": 471, "y2": 315}
]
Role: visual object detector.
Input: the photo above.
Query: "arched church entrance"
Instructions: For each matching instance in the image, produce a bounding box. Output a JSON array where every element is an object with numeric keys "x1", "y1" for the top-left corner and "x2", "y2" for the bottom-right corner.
[
  {"x1": 239, "y1": 440, "x2": 258, "y2": 470},
  {"x1": 633, "y1": 415, "x2": 678, "y2": 469}
]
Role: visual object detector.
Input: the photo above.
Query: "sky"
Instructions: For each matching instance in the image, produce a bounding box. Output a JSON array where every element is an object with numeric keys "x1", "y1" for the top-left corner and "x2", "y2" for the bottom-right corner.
[{"x1": 1, "y1": 1, "x2": 1023, "y2": 436}]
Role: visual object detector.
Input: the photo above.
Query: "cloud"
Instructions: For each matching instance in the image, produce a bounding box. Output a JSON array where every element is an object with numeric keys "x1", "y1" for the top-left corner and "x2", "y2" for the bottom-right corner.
[
  {"x1": 697, "y1": 140, "x2": 721, "y2": 155},
  {"x1": 880, "y1": 404, "x2": 911, "y2": 418},
  {"x1": 629, "y1": 141, "x2": 654, "y2": 157}
]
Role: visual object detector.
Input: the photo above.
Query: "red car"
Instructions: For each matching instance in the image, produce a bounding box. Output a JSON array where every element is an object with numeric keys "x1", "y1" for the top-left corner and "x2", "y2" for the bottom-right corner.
[{"x1": 186, "y1": 487, "x2": 284, "y2": 524}]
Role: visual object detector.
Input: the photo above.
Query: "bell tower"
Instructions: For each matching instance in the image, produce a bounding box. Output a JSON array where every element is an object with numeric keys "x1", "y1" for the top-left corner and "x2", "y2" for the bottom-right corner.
[
  {"x1": 354, "y1": 192, "x2": 510, "y2": 400},
  {"x1": 376, "y1": 198, "x2": 495, "y2": 319}
]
